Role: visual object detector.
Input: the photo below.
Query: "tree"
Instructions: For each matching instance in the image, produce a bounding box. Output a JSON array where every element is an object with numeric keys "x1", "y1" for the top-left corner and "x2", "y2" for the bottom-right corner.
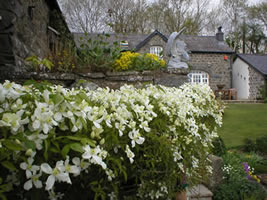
[
  {"x1": 105, "y1": 0, "x2": 135, "y2": 33},
  {"x1": 247, "y1": 2, "x2": 267, "y2": 28},
  {"x1": 246, "y1": 23, "x2": 266, "y2": 54},
  {"x1": 219, "y1": 0, "x2": 248, "y2": 52},
  {"x1": 58, "y1": 0, "x2": 106, "y2": 33},
  {"x1": 147, "y1": 0, "x2": 212, "y2": 35},
  {"x1": 127, "y1": 0, "x2": 150, "y2": 33}
]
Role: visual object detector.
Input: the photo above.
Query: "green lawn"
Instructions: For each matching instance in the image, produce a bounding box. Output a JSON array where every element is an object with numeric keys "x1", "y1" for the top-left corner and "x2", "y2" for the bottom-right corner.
[{"x1": 218, "y1": 104, "x2": 267, "y2": 148}]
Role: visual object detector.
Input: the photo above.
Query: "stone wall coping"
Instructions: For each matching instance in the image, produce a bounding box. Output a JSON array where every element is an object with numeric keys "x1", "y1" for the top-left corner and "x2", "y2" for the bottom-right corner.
[
  {"x1": 76, "y1": 72, "x2": 105, "y2": 79},
  {"x1": 164, "y1": 68, "x2": 190, "y2": 75}
]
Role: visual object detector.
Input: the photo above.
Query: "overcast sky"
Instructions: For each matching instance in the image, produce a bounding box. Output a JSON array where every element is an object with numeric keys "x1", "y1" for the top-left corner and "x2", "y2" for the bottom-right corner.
[{"x1": 147, "y1": 0, "x2": 264, "y2": 6}]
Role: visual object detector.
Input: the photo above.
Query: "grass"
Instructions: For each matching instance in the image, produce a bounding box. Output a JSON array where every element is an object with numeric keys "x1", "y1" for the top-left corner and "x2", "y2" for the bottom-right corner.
[{"x1": 218, "y1": 104, "x2": 267, "y2": 148}]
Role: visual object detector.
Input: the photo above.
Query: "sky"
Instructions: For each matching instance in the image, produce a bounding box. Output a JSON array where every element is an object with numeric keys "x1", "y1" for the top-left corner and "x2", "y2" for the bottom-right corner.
[{"x1": 147, "y1": 0, "x2": 264, "y2": 7}]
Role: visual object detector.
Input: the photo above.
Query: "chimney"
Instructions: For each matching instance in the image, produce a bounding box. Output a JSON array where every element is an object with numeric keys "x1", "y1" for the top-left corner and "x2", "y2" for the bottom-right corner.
[{"x1": 216, "y1": 26, "x2": 224, "y2": 41}]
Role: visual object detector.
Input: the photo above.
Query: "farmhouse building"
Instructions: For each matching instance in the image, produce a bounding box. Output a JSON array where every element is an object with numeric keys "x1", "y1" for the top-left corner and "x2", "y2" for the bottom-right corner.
[
  {"x1": 233, "y1": 54, "x2": 267, "y2": 99},
  {"x1": 0, "y1": 0, "x2": 72, "y2": 81},
  {"x1": 74, "y1": 28, "x2": 234, "y2": 91}
]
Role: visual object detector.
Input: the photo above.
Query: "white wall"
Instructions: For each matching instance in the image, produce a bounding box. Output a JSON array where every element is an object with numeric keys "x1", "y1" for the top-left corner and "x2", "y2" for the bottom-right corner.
[{"x1": 232, "y1": 58, "x2": 250, "y2": 99}]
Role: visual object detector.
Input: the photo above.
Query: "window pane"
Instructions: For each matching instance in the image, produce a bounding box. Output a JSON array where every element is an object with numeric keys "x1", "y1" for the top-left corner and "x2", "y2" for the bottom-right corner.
[
  {"x1": 150, "y1": 46, "x2": 163, "y2": 57},
  {"x1": 188, "y1": 71, "x2": 209, "y2": 85}
]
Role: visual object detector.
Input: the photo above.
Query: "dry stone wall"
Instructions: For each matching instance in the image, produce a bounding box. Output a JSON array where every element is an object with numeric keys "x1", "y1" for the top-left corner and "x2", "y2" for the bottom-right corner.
[
  {"x1": 248, "y1": 67, "x2": 266, "y2": 99},
  {"x1": 0, "y1": 69, "x2": 189, "y2": 89}
]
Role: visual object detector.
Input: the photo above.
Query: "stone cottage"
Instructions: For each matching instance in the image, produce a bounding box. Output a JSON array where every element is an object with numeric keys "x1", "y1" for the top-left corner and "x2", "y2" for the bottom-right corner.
[
  {"x1": 73, "y1": 28, "x2": 234, "y2": 91},
  {"x1": 233, "y1": 54, "x2": 267, "y2": 99},
  {"x1": 0, "y1": 0, "x2": 73, "y2": 81}
]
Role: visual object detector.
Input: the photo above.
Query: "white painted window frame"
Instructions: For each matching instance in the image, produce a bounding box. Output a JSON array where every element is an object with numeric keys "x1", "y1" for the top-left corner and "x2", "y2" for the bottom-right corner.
[
  {"x1": 188, "y1": 70, "x2": 209, "y2": 85},
  {"x1": 150, "y1": 46, "x2": 163, "y2": 57}
]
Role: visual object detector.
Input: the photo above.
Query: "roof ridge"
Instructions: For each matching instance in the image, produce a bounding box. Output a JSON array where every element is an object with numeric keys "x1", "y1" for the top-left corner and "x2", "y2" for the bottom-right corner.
[{"x1": 135, "y1": 30, "x2": 168, "y2": 51}]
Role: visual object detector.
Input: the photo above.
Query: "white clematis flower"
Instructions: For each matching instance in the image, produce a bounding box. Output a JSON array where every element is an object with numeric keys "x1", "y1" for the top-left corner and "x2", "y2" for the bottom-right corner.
[
  {"x1": 64, "y1": 156, "x2": 80, "y2": 176},
  {"x1": 125, "y1": 145, "x2": 135, "y2": 164},
  {"x1": 41, "y1": 161, "x2": 71, "y2": 190},
  {"x1": 23, "y1": 170, "x2": 43, "y2": 190},
  {"x1": 0, "y1": 111, "x2": 29, "y2": 133},
  {"x1": 82, "y1": 145, "x2": 107, "y2": 169},
  {"x1": 20, "y1": 157, "x2": 40, "y2": 179},
  {"x1": 128, "y1": 129, "x2": 145, "y2": 147}
]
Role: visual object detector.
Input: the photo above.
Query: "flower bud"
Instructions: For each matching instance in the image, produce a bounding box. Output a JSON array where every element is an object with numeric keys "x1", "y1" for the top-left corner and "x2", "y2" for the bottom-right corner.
[
  {"x1": 100, "y1": 139, "x2": 105, "y2": 145},
  {"x1": 91, "y1": 131, "x2": 95, "y2": 138},
  {"x1": 15, "y1": 139, "x2": 21, "y2": 145},
  {"x1": 26, "y1": 149, "x2": 33, "y2": 157}
]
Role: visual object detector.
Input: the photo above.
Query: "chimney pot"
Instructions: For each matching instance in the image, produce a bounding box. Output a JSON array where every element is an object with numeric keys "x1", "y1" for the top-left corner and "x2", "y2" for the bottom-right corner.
[{"x1": 216, "y1": 26, "x2": 224, "y2": 41}]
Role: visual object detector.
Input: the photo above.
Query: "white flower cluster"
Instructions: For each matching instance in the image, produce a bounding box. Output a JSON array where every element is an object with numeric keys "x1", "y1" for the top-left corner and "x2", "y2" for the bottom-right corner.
[
  {"x1": 0, "y1": 81, "x2": 223, "y2": 199},
  {"x1": 222, "y1": 164, "x2": 234, "y2": 175},
  {"x1": 138, "y1": 181, "x2": 169, "y2": 200}
]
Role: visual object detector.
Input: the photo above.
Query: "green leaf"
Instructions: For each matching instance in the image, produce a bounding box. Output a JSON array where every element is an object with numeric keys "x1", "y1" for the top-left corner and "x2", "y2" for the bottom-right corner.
[
  {"x1": 62, "y1": 145, "x2": 70, "y2": 158},
  {"x1": 70, "y1": 143, "x2": 83, "y2": 153},
  {"x1": 3, "y1": 140, "x2": 24, "y2": 151},
  {"x1": 80, "y1": 118, "x2": 88, "y2": 131},
  {"x1": 81, "y1": 138, "x2": 96, "y2": 147},
  {"x1": 50, "y1": 147, "x2": 59, "y2": 153},
  {"x1": 51, "y1": 94, "x2": 64, "y2": 105},
  {"x1": 56, "y1": 136, "x2": 96, "y2": 147},
  {"x1": 44, "y1": 140, "x2": 49, "y2": 161},
  {"x1": 1, "y1": 161, "x2": 16, "y2": 171},
  {"x1": 41, "y1": 59, "x2": 54, "y2": 70},
  {"x1": 24, "y1": 140, "x2": 36, "y2": 150}
]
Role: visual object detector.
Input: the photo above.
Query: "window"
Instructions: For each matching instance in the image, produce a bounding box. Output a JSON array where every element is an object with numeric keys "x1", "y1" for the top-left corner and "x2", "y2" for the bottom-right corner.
[
  {"x1": 150, "y1": 46, "x2": 163, "y2": 57},
  {"x1": 188, "y1": 71, "x2": 209, "y2": 85},
  {"x1": 120, "y1": 41, "x2": 128, "y2": 47}
]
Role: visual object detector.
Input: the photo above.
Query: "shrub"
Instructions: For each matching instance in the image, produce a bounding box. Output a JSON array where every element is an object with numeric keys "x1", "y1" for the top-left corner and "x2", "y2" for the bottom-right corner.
[
  {"x1": 243, "y1": 138, "x2": 256, "y2": 152},
  {"x1": 113, "y1": 51, "x2": 139, "y2": 71},
  {"x1": 25, "y1": 56, "x2": 54, "y2": 73},
  {"x1": 0, "y1": 81, "x2": 223, "y2": 200},
  {"x1": 211, "y1": 136, "x2": 226, "y2": 156},
  {"x1": 78, "y1": 33, "x2": 121, "y2": 72},
  {"x1": 113, "y1": 52, "x2": 166, "y2": 71},
  {"x1": 213, "y1": 152, "x2": 267, "y2": 200},
  {"x1": 49, "y1": 48, "x2": 77, "y2": 72},
  {"x1": 255, "y1": 135, "x2": 267, "y2": 155},
  {"x1": 254, "y1": 160, "x2": 267, "y2": 174}
]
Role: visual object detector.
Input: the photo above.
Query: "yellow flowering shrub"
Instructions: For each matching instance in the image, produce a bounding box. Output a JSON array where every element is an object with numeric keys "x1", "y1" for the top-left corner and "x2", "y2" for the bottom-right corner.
[
  {"x1": 113, "y1": 52, "x2": 166, "y2": 71},
  {"x1": 113, "y1": 52, "x2": 140, "y2": 71}
]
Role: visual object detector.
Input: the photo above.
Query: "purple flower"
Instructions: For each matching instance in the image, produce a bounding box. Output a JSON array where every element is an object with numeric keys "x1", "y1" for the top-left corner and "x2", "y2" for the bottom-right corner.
[
  {"x1": 243, "y1": 162, "x2": 249, "y2": 173},
  {"x1": 243, "y1": 162, "x2": 252, "y2": 180}
]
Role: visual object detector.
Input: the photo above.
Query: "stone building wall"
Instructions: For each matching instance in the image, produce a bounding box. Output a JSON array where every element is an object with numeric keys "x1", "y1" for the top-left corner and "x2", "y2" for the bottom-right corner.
[
  {"x1": 0, "y1": 0, "x2": 71, "y2": 80},
  {"x1": 248, "y1": 67, "x2": 266, "y2": 99},
  {"x1": 136, "y1": 36, "x2": 232, "y2": 91},
  {"x1": 0, "y1": 0, "x2": 50, "y2": 70},
  {"x1": 188, "y1": 53, "x2": 232, "y2": 91},
  {"x1": 138, "y1": 35, "x2": 168, "y2": 60}
]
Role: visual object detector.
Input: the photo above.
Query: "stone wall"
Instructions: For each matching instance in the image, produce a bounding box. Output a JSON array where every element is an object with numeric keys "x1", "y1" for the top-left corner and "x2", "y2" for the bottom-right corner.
[
  {"x1": 0, "y1": 0, "x2": 71, "y2": 81},
  {"x1": 0, "y1": 69, "x2": 189, "y2": 89},
  {"x1": 188, "y1": 53, "x2": 232, "y2": 91},
  {"x1": 248, "y1": 67, "x2": 266, "y2": 99}
]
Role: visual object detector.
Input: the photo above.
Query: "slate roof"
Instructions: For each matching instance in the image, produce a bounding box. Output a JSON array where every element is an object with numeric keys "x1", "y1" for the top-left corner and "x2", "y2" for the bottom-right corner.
[
  {"x1": 237, "y1": 54, "x2": 267, "y2": 76},
  {"x1": 135, "y1": 30, "x2": 168, "y2": 51},
  {"x1": 181, "y1": 35, "x2": 234, "y2": 53},
  {"x1": 73, "y1": 30, "x2": 234, "y2": 54}
]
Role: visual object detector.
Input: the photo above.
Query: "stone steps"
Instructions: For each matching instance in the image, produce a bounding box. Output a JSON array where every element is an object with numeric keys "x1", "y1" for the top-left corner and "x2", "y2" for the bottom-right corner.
[{"x1": 187, "y1": 184, "x2": 213, "y2": 200}]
